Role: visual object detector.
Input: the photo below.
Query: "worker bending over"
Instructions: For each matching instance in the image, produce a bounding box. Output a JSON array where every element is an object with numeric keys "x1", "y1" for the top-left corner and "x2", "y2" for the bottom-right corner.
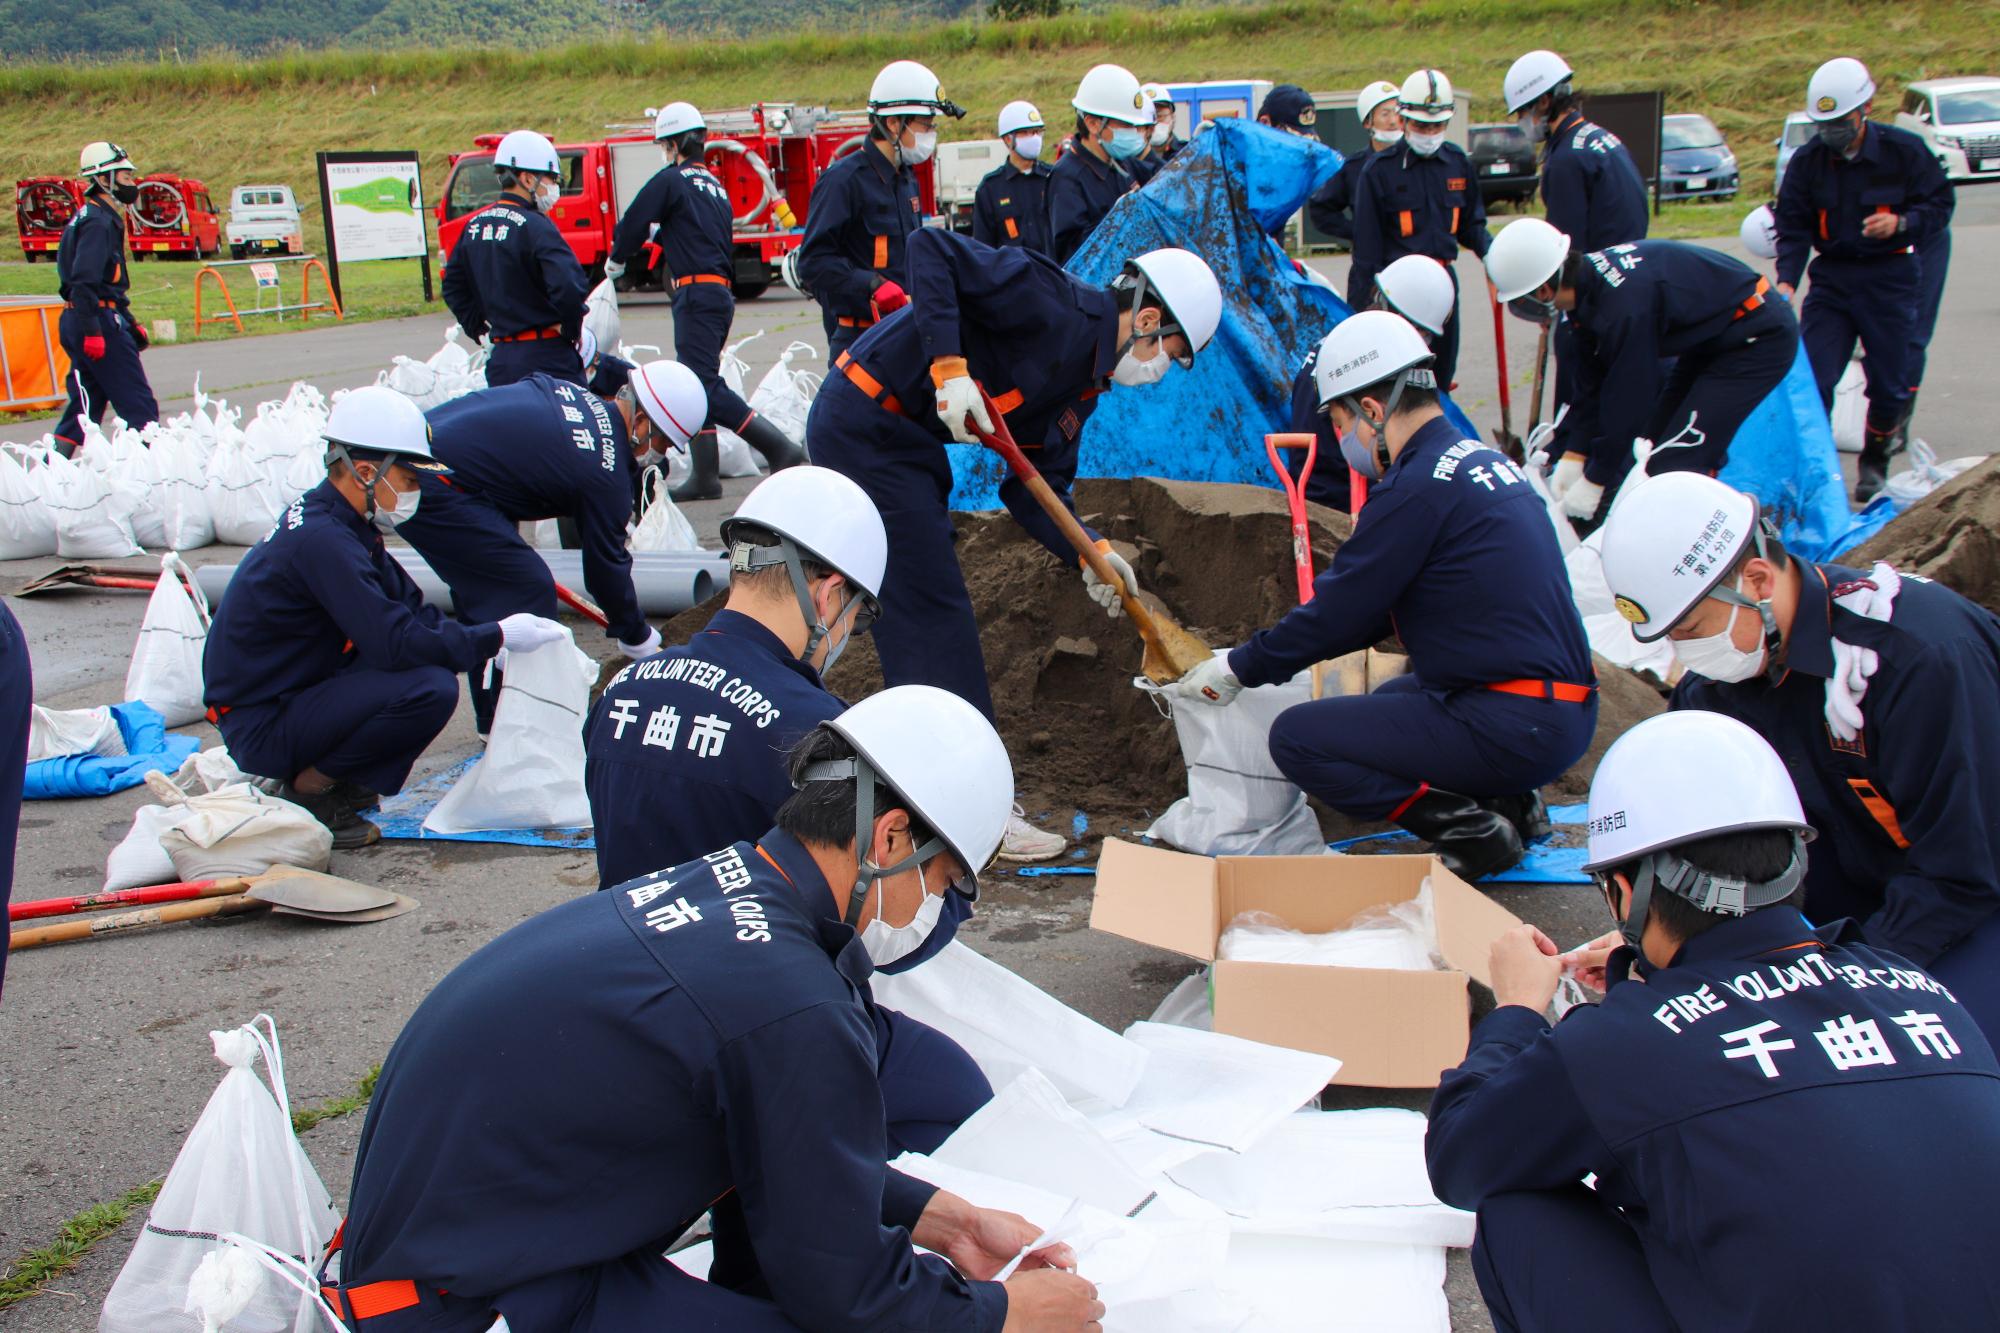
[
  {"x1": 1602, "y1": 471, "x2": 2000, "y2": 1035},
  {"x1": 1487, "y1": 219, "x2": 1799, "y2": 525},
  {"x1": 396, "y1": 364, "x2": 705, "y2": 732},
  {"x1": 53, "y1": 141, "x2": 158, "y2": 453},
  {"x1": 1047, "y1": 64, "x2": 1151, "y2": 264},
  {"x1": 1777, "y1": 57, "x2": 1954, "y2": 503},
  {"x1": 972, "y1": 100, "x2": 1053, "y2": 255},
  {"x1": 1176, "y1": 312, "x2": 1594, "y2": 881},
  {"x1": 441, "y1": 130, "x2": 590, "y2": 388},
  {"x1": 328, "y1": 688, "x2": 1104, "y2": 1333},
  {"x1": 1429, "y1": 710, "x2": 2000, "y2": 1332},
  {"x1": 1348, "y1": 70, "x2": 1491, "y2": 391},
  {"x1": 201, "y1": 388, "x2": 565, "y2": 849},
  {"x1": 608, "y1": 102, "x2": 804, "y2": 502},
  {"x1": 1306, "y1": 81, "x2": 1404, "y2": 248},
  {"x1": 798, "y1": 61, "x2": 960, "y2": 357},
  {"x1": 807, "y1": 227, "x2": 1220, "y2": 859}
]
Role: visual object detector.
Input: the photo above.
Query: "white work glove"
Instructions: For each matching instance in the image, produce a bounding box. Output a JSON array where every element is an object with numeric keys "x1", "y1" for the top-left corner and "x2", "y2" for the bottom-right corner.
[
  {"x1": 933, "y1": 370, "x2": 992, "y2": 445},
  {"x1": 603, "y1": 258, "x2": 627, "y2": 281},
  {"x1": 1562, "y1": 478, "x2": 1606, "y2": 520},
  {"x1": 1081, "y1": 546, "x2": 1138, "y2": 619},
  {"x1": 1548, "y1": 454, "x2": 1586, "y2": 500},
  {"x1": 618, "y1": 626, "x2": 664, "y2": 660},
  {"x1": 1173, "y1": 655, "x2": 1243, "y2": 707},
  {"x1": 498, "y1": 613, "x2": 566, "y2": 655}
]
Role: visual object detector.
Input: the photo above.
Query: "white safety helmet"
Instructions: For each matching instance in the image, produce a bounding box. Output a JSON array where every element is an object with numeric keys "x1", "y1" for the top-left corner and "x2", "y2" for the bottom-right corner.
[
  {"x1": 1140, "y1": 82, "x2": 1174, "y2": 110},
  {"x1": 1739, "y1": 203, "x2": 1778, "y2": 261},
  {"x1": 803, "y1": 685, "x2": 1015, "y2": 924},
  {"x1": 323, "y1": 386, "x2": 445, "y2": 471},
  {"x1": 1503, "y1": 50, "x2": 1574, "y2": 115},
  {"x1": 780, "y1": 247, "x2": 811, "y2": 298},
  {"x1": 997, "y1": 100, "x2": 1045, "y2": 137},
  {"x1": 493, "y1": 130, "x2": 560, "y2": 176},
  {"x1": 722, "y1": 466, "x2": 887, "y2": 667},
  {"x1": 1486, "y1": 217, "x2": 1572, "y2": 302},
  {"x1": 577, "y1": 327, "x2": 599, "y2": 369},
  {"x1": 869, "y1": 60, "x2": 956, "y2": 118},
  {"x1": 1074, "y1": 63, "x2": 1153, "y2": 127},
  {"x1": 1311, "y1": 310, "x2": 1438, "y2": 481},
  {"x1": 653, "y1": 102, "x2": 705, "y2": 141},
  {"x1": 79, "y1": 141, "x2": 135, "y2": 178},
  {"x1": 1597, "y1": 471, "x2": 1761, "y2": 642},
  {"x1": 1122, "y1": 248, "x2": 1222, "y2": 361},
  {"x1": 1807, "y1": 57, "x2": 1875, "y2": 122},
  {"x1": 1397, "y1": 69, "x2": 1455, "y2": 125},
  {"x1": 1355, "y1": 80, "x2": 1402, "y2": 125},
  {"x1": 1374, "y1": 255, "x2": 1455, "y2": 337},
  {"x1": 628, "y1": 359, "x2": 706, "y2": 450}
]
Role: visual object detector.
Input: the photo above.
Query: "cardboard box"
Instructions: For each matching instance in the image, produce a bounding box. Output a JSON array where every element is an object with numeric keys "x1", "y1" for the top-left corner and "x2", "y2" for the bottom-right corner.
[{"x1": 1091, "y1": 839, "x2": 1522, "y2": 1088}]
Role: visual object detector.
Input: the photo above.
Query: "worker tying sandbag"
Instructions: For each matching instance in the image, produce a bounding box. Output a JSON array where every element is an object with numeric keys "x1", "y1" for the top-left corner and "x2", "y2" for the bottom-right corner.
[
  {"x1": 1173, "y1": 311, "x2": 1594, "y2": 881},
  {"x1": 807, "y1": 226, "x2": 1221, "y2": 861},
  {"x1": 327, "y1": 688, "x2": 1103, "y2": 1333},
  {"x1": 200, "y1": 387, "x2": 567, "y2": 850}
]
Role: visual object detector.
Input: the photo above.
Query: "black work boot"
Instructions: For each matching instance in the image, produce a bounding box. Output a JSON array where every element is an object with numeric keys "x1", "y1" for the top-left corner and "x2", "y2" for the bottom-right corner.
[
  {"x1": 328, "y1": 780, "x2": 382, "y2": 814},
  {"x1": 1854, "y1": 426, "x2": 1894, "y2": 504},
  {"x1": 670, "y1": 429, "x2": 724, "y2": 502},
  {"x1": 284, "y1": 785, "x2": 382, "y2": 851},
  {"x1": 1395, "y1": 788, "x2": 1524, "y2": 881},
  {"x1": 736, "y1": 412, "x2": 807, "y2": 472},
  {"x1": 1479, "y1": 790, "x2": 1552, "y2": 843}
]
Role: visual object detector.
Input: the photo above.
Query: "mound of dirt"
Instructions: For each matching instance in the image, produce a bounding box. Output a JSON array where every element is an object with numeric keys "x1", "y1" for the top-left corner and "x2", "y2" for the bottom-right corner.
[{"x1": 1844, "y1": 455, "x2": 2000, "y2": 614}]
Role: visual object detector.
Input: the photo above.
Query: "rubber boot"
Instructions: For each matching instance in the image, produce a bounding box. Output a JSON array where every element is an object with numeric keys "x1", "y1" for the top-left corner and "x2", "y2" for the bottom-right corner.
[
  {"x1": 1892, "y1": 393, "x2": 1916, "y2": 457},
  {"x1": 1854, "y1": 425, "x2": 1894, "y2": 505},
  {"x1": 671, "y1": 429, "x2": 724, "y2": 502},
  {"x1": 1394, "y1": 787, "x2": 1524, "y2": 881},
  {"x1": 284, "y1": 785, "x2": 382, "y2": 851},
  {"x1": 1479, "y1": 790, "x2": 1552, "y2": 844},
  {"x1": 736, "y1": 412, "x2": 807, "y2": 472},
  {"x1": 329, "y1": 780, "x2": 382, "y2": 814}
]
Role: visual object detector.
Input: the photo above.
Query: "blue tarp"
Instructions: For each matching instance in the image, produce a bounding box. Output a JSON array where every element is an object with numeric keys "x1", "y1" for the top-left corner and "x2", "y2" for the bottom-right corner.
[
  {"x1": 947, "y1": 118, "x2": 1477, "y2": 511},
  {"x1": 365, "y1": 753, "x2": 595, "y2": 849},
  {"x1": 1327, "y1": 802, "x2": 1593, "y2": 885},
  {"x1": 1713, "y1": 345, "x2": 1853, "y2": 561},
  {"x1": 24, "y1": 701, "x2": 200, "y2": 800}
]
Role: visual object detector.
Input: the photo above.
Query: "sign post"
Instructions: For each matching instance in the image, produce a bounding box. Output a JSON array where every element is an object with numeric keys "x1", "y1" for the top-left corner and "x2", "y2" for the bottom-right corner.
[
  {"x1": 1581, "y1": 92, "x2": 1666, "y2": 217},
  {"x1": 314, "y1": 150, "x2": 432, "y2": 309}
]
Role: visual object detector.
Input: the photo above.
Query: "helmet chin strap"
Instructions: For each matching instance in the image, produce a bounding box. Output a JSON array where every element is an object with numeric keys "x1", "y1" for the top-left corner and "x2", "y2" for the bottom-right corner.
[
  {"x1": 1711, "y1": 523, "x2": 1788, "y2": 685},
  {"x1": 1110, "y1": 268, "x2": 1187, "y2": 364},
  {"x1": 324, "y1": 442, "x2": 381, "y2": 525},
  {"x1": 729, "y1": 535, "x2": 865, "y2": 671},
  {"x1": 798, "y1": 756, "x2": 946, "y2": 929},
  {"x1": 1618, "y1": 834, "x2": 1809, "y2": 953},
  {"x1": 1340, "y1": 366, "x2": 1435, "y2": 476}
]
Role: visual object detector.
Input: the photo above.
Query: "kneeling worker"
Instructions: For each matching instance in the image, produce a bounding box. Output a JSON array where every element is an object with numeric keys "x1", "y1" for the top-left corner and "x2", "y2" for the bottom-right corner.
[
  {"x1": 202, "y1": 388, "x2": 566, "y2": 848},
  {"x1": 329, "y1": 687, "x2": 1104, "y2": 1333},
  {"x1": 1175, "y1": 312, "x2": 1595, "y2": 880},
  {"x1": 397, "y1": 363, "x2": 705, "y2": 732},
  {"x1": 1601, "y1": 470, "x2": 2000, "y2": 1035},
  {"x1": 1428, "y1": 710, "x2": 2000, "y2": 1331},
  {"x1": 1487, "y1": 217, "x2": 1799, "y2": 525}
]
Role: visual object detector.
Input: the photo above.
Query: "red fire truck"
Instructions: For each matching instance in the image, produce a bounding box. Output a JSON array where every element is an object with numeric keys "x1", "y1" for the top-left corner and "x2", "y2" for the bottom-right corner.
[
  {"x1": 127, "y1": 174, "x2": 223, "y2": 260},
  {"x1": 436, "y1": 104, "x2": 938, "y2": 300},
  {"x1": 14, "y1": 177, "x2": 84, "y2": 261}
]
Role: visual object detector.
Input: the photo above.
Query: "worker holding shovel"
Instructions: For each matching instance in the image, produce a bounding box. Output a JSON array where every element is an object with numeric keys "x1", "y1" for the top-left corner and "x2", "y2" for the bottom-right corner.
[
  {"x1": 806, "y1": 227, "x2": 1221, "y2": 860},
  {"x1": 1173, "y1": 312, "x2": 1595, "y2": 881}
]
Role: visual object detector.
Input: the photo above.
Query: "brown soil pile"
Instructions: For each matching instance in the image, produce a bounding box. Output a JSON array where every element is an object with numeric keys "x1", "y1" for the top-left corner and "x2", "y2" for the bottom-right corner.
[
  {"x1": 1844, "y1": 455, "x2": 2000, "y2": 614},
  {"x1": 657, "y1": 477, "x2": 1664, "y2": 842}
]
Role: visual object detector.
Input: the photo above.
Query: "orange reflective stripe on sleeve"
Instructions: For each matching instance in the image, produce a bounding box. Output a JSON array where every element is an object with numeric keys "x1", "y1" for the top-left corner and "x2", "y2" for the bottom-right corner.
[
  {"x1": 1818, "y1": 209, "x2": 1830, "y2": 240},
  {"x1": 1004, "y1": 216, "x2": 1019, "y2": 240},
  {"x1": 1847, "y1": 778, "x2": 1912, "y2": 849},
  {"x1": 989, "y1": 389, "x2": 1025, "y2": 415},
  {"x1": 1398, "y1": 211, "x2": 1415, "y2": 238},
  {"x1": 1449, "y1": 207, "x2": 1460, "y2": 233},
  {"x1": 321, "y1": 1280, "x2": 421, "y2": 1320},
  {"x1": 873, "y1": 235, "x2": 889, "y2": 269}
]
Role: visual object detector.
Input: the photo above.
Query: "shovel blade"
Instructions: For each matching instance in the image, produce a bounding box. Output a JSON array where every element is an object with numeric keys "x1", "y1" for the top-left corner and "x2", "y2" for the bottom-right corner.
[
  {"x1": 272, "y1": 891, "x2": 420, "y2": 925},
  {"x1": 1138, "y1": 616, "x2": 1216, "y2": 685},
  {"x1": 246, "y1": 864, "x2": 400, "y2": 914}
]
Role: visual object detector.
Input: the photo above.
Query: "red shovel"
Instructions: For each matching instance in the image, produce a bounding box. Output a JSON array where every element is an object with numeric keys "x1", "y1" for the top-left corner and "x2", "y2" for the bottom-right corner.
[
  {"x1": 1489, "y1": 284, "x2": 1523, "y2": 460},
  {"x1": 1263, "y1": 433, "x2": 1318, "y2": 605}
]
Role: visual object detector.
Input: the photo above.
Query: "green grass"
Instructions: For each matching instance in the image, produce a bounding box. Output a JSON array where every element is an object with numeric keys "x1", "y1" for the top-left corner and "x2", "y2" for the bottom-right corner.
[{"x1": 291, "y1": 1064, "x2": 380, "y2": 1134}]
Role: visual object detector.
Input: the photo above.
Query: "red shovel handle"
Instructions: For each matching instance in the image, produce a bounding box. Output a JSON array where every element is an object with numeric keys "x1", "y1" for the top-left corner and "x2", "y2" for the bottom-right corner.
[
  {"x1": 1264, "y1": 433, "x2": 1318, "y2": 605},
  {"x1": 554, "y1": 581, "x2": 609, "y2": 628},
  {"x1": 10, "y1": 877, "x2": 248, "y2": 921}
]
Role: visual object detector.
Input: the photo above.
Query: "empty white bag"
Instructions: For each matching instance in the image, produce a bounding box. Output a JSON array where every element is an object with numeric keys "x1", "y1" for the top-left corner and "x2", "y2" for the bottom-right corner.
[
  {"x1": 714, "y1": 333, "x2": 763, "y2": 477},
  {"x1": 126, "y1": 553, "x2": 212, "y2": 728},
  {"x1": 743, "y1": 340, "x2": 821, "y2": 455},
  {"x1": 629, "y1": 466, "x2": 699, "y2": 553},
  {"x1": 424, "y1": 634, "x2": 595, "y2": 833}
]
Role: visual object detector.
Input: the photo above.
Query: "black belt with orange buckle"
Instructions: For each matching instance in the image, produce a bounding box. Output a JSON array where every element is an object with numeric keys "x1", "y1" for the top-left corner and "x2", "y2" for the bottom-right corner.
[
  {"x1": 837, "y1": 314, "x2": 877, "y2": 330},
  {"x1": 493, "y1": 324, "x2": 564, "y2": 343},
  {"x1": 1486, "y1": 678, "x2": 1597, "y2": 704},
  {"x1": 1733, "y1": 276, "x2": 1772, "y2": 320},
  {"x1": 675, "y1": 273, "x2": 731, "y2": 288},
  {"x1": 835, "y1": 351, "x2": 903, "y2": 415}
]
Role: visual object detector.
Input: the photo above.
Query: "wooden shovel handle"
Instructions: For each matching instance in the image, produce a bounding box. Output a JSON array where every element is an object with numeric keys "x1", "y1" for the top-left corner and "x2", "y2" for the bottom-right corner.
[
  {"x1": 10, "y1": 878, "x2": 251, "y2": 922},
  {"x1": 9, "y1": 895, "x2": 266, "y2": 950}
]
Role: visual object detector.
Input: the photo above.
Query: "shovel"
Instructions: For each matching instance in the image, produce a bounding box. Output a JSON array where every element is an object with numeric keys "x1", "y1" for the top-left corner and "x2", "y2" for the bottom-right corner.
[
  {"x1": 966, "y1": 389, "x2": 1211, "y2": 685},
  {"x1": 16, "y1": 562, "x2": 194, "y2": 597},
  {"x1": 1527, "y1": 320, "x2": 1552, "y2": 430},
  {"x1": 1488, "y1": 284, "x2": 1523, "y2": 461},
  {"x1": 9, "y1": 865, "x2": 414, "y2": 950},
  {"x1": 1264, "y1": 433, "x2": 1330, "y2": 700}
]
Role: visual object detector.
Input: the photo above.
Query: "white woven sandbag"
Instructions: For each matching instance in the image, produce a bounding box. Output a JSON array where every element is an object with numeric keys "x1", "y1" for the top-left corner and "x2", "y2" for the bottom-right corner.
[
  {"x1": 425, "y1": 633, "x2": 595, "y2": 833},
  {"x1": 629, "y1": 466, "x2": 698, "y2": 553},
  {"x1": 153, "y1": 778, "x2": 333, "y2": 882},
  {"x1": 745, "y1": 340, "x2": 821, "y2": 450},
  {"x1": 714, "y1": 332, "x2": 763, "y2": 477},
  {"x1": 125, "y1": 552, "x2": 213, "y2": 728},
  {"x1": 142, "y1": 422, "x2": 216, "y2": 551},
  {"x1": 207, "y1": 432, "x2": 287, "y2": 546},
  {"x1": 44, "y1": 445, "x2": 143, "y2": 558},
  {"x1": 0, "y1": 442, "x2": 57, "y2": 559}
]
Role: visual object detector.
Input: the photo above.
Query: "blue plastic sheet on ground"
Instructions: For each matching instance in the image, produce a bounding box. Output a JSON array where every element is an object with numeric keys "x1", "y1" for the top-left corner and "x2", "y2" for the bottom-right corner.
[
  {"x1": 1326, "y1": 802, "x2": 1591, "y2": 884},
  {"x1": 1713, "y1": 345, "x2": 1852, "y2": 561},
  {"x1": 365, "y1": 754, "x2": 595, "y2": 849},
  {"x1": 24, "y1": 702, "x2": 200, "y2": 800},
  {"x1": 946, "y1": 118, "x2": 1477, "y2": 512}
]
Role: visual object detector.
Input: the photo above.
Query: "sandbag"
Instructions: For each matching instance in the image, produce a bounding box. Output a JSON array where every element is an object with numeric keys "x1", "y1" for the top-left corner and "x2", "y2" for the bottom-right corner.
[
  {"x1": 629, "y1": 466, "x2": 698, "y2": 553},
  {"x1": 96, "y1": 420, "x2": 167, "y2": 549},
  {"x1": 743, "y1": 340, "x2": 821, "y2": 457},
  {"x1": 1831, "y1": 357, "x2": 1864, "y2": 454},
  {"x1": 44, "y1": 446, "x2": 144, "y2": 558},
  {"x1": 103, "y1": 803, "x2": 181, "y2": 892},
  {"x1": 713, "y1": 332, "x2": 763, "y2": 477},
  {"x1": 144, "y1": 423, "x2": 216, "y2": 551},
  {"x1": 150, "y1": 776, "x2": 333, "y2": 881},
  {"x1": 583, "y1": 278, "x2": 620, "y2": 354},
  {"x1": 125, "y1": 552, "x2": 212, "y2": 728},
  {"x1": 424, "y1": 634, "x2": 595, "y2": 833},
  {"x1": 0, "y1": 443, "x2": 57, "y2": 559},
  {"x1": 381, "y1": 331, "x2": 487, "y2": 410},
  {"x1": 207, "y1": 431, "x2": 287, "y2": 546},
  {"x1": 23, "y1": 701, "x2": 200, "y2": 800}
]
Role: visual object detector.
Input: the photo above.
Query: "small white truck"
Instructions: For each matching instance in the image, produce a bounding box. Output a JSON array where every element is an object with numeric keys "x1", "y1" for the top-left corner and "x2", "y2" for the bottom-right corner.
[
  {"x1": 226, "y1": 184, "x2": 302, "y2": 257},
  {"x1": 935, "y1": 139, "x2": 1008, "y2": 234}
]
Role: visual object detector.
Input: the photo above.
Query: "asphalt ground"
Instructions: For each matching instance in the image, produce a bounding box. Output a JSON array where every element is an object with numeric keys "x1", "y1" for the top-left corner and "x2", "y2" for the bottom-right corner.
[{"x1": 2, "y1": 189, "x2": 1995, "y2": 1329}]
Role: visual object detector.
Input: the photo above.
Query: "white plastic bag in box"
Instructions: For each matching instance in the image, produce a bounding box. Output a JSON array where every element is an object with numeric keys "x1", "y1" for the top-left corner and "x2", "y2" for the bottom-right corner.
[
  {"x1": 1217, "y1": 882, "x2": 1441, "y2": 973},
  {"x1": 935, "y1": 1070, "x2": 1157, "y2": 1215}
]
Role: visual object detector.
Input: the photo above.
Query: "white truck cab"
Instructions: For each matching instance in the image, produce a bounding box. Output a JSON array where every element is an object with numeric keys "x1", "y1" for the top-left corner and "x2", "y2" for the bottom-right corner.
[{"x1": 226, "y1": 184, "x2": 302, "y2": 257}]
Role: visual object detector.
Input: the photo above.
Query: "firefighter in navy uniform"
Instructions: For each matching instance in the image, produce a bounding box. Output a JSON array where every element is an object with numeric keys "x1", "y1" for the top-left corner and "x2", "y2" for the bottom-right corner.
[
  {"x1": 1487, "y1": 220, "x2": 1799, "y2": 525},
  {"x1": 798, "y1": 61, "x2": 961, "y2": 358},
  {"x1": 394, "y1": 362, "x2": 706, "y2": 732},
  {"x1": 971, "y1": 100, "x2": 1054, "y2": 254},
  {"x1": 1047, "y1": 64, "x2": 1151, "y2": 265},
  {"x1": 441, "y1": 130, "x2": 591, "y2": 389},
  {"x1": 1348, "y1": 70, "x2": 1492, "y2": 392},
  {"x1": 586, "y1": 468, "x2": 993, "y2": 1154},
  {"x1": 1776, "y1": 57, "x2": 1954, "y2": 502},
  {"x1": 325, "y1": 688, "x2": 1104, "y2": 1333},
  {"x1": 1602, "y1": 471, "x2": 2000, "y2": 1038},
  {"x1": 200, "y1": 388, "x2": 568, "y2": 850},
  {"x1": 1129, "y1": 83, "x2": 1186, "y2": 186},
  {"x1": 608, "y1": 102, "x2": 805, "y2": 503},
  {"x1": 53, "y1": 141, "x2": 159, "y2": 454},
  {"x1": 1306, "y1": 81, "x2": 1404, "y2": 249},
  {"x1": 1176, "y1": 313, "x2": 1595, "y2": 882},
  {"x1": 1429, "y1": 710, "x2": 2000, "y2": 1333}
]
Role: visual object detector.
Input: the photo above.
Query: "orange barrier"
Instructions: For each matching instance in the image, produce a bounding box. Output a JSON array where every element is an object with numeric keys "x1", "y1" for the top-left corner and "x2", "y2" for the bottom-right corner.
[
  {"x1": 0, "y1": 297, "x2": 70, "y2": 413},
  {"x1": 193, "y1": 256, "x2": 344, "y2": 336}
]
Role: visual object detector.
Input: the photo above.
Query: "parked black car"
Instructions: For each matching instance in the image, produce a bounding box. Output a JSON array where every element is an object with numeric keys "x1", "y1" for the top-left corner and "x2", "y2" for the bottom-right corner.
[{"x1": 1467, "y1": 123, "x2": 1539, "y2": 203}]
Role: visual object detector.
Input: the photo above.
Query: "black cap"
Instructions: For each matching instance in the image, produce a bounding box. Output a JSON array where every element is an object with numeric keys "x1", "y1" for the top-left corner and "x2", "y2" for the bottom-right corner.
[{"x1": 1259, "y1": 85, "x2": 1317, "y2": 132}]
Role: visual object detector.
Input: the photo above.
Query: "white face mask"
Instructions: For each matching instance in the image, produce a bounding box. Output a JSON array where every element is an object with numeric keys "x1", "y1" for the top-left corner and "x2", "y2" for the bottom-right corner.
[
  {"x1": 372, "y1": 481, "x2": 421, "y2": 533},
  {"x1": 1672, "y1": 601, "x2": 1767, "y2": 683},
  {"x1": 535, "y1": 180, "x2": 560, "y2": 212},
  {"x1": 1012, "y1": 133, "x2": 1043, "y2": 161},
  {"x1": 862, "y1": 863, "x2": 946, "y2": 966},
  {"x1": 1407, "y1": 129, "x2": 1447, "y2": 157},
  {"x1": 1372, "y1": 129, "x2": 1405, "y2": 148},
  {"x1": 901, "y1": 129, "x2": 938, "y2": 166},
  {"x1": 1151, "y1": 120, "x2": 1172, "y2": 147},
  {"x1": 1112, "y1": 345, "x2": 1172, "y2": 387}
]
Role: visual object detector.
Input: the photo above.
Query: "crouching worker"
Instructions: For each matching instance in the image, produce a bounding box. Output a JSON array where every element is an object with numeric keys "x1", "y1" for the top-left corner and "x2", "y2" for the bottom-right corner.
[
  {"x1": 201, "y1": 388, "x2": 567, "y2": 849},
  {"x1": 327, "y1": 687, "x2": 1106, "y2": 1333},
  {"x1": 1172, "y1": 311, "x2": 1595, "y2": 880},
  {"x1": 1427, "y1": 710, "x2": 2000, "y2": 1332}
]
